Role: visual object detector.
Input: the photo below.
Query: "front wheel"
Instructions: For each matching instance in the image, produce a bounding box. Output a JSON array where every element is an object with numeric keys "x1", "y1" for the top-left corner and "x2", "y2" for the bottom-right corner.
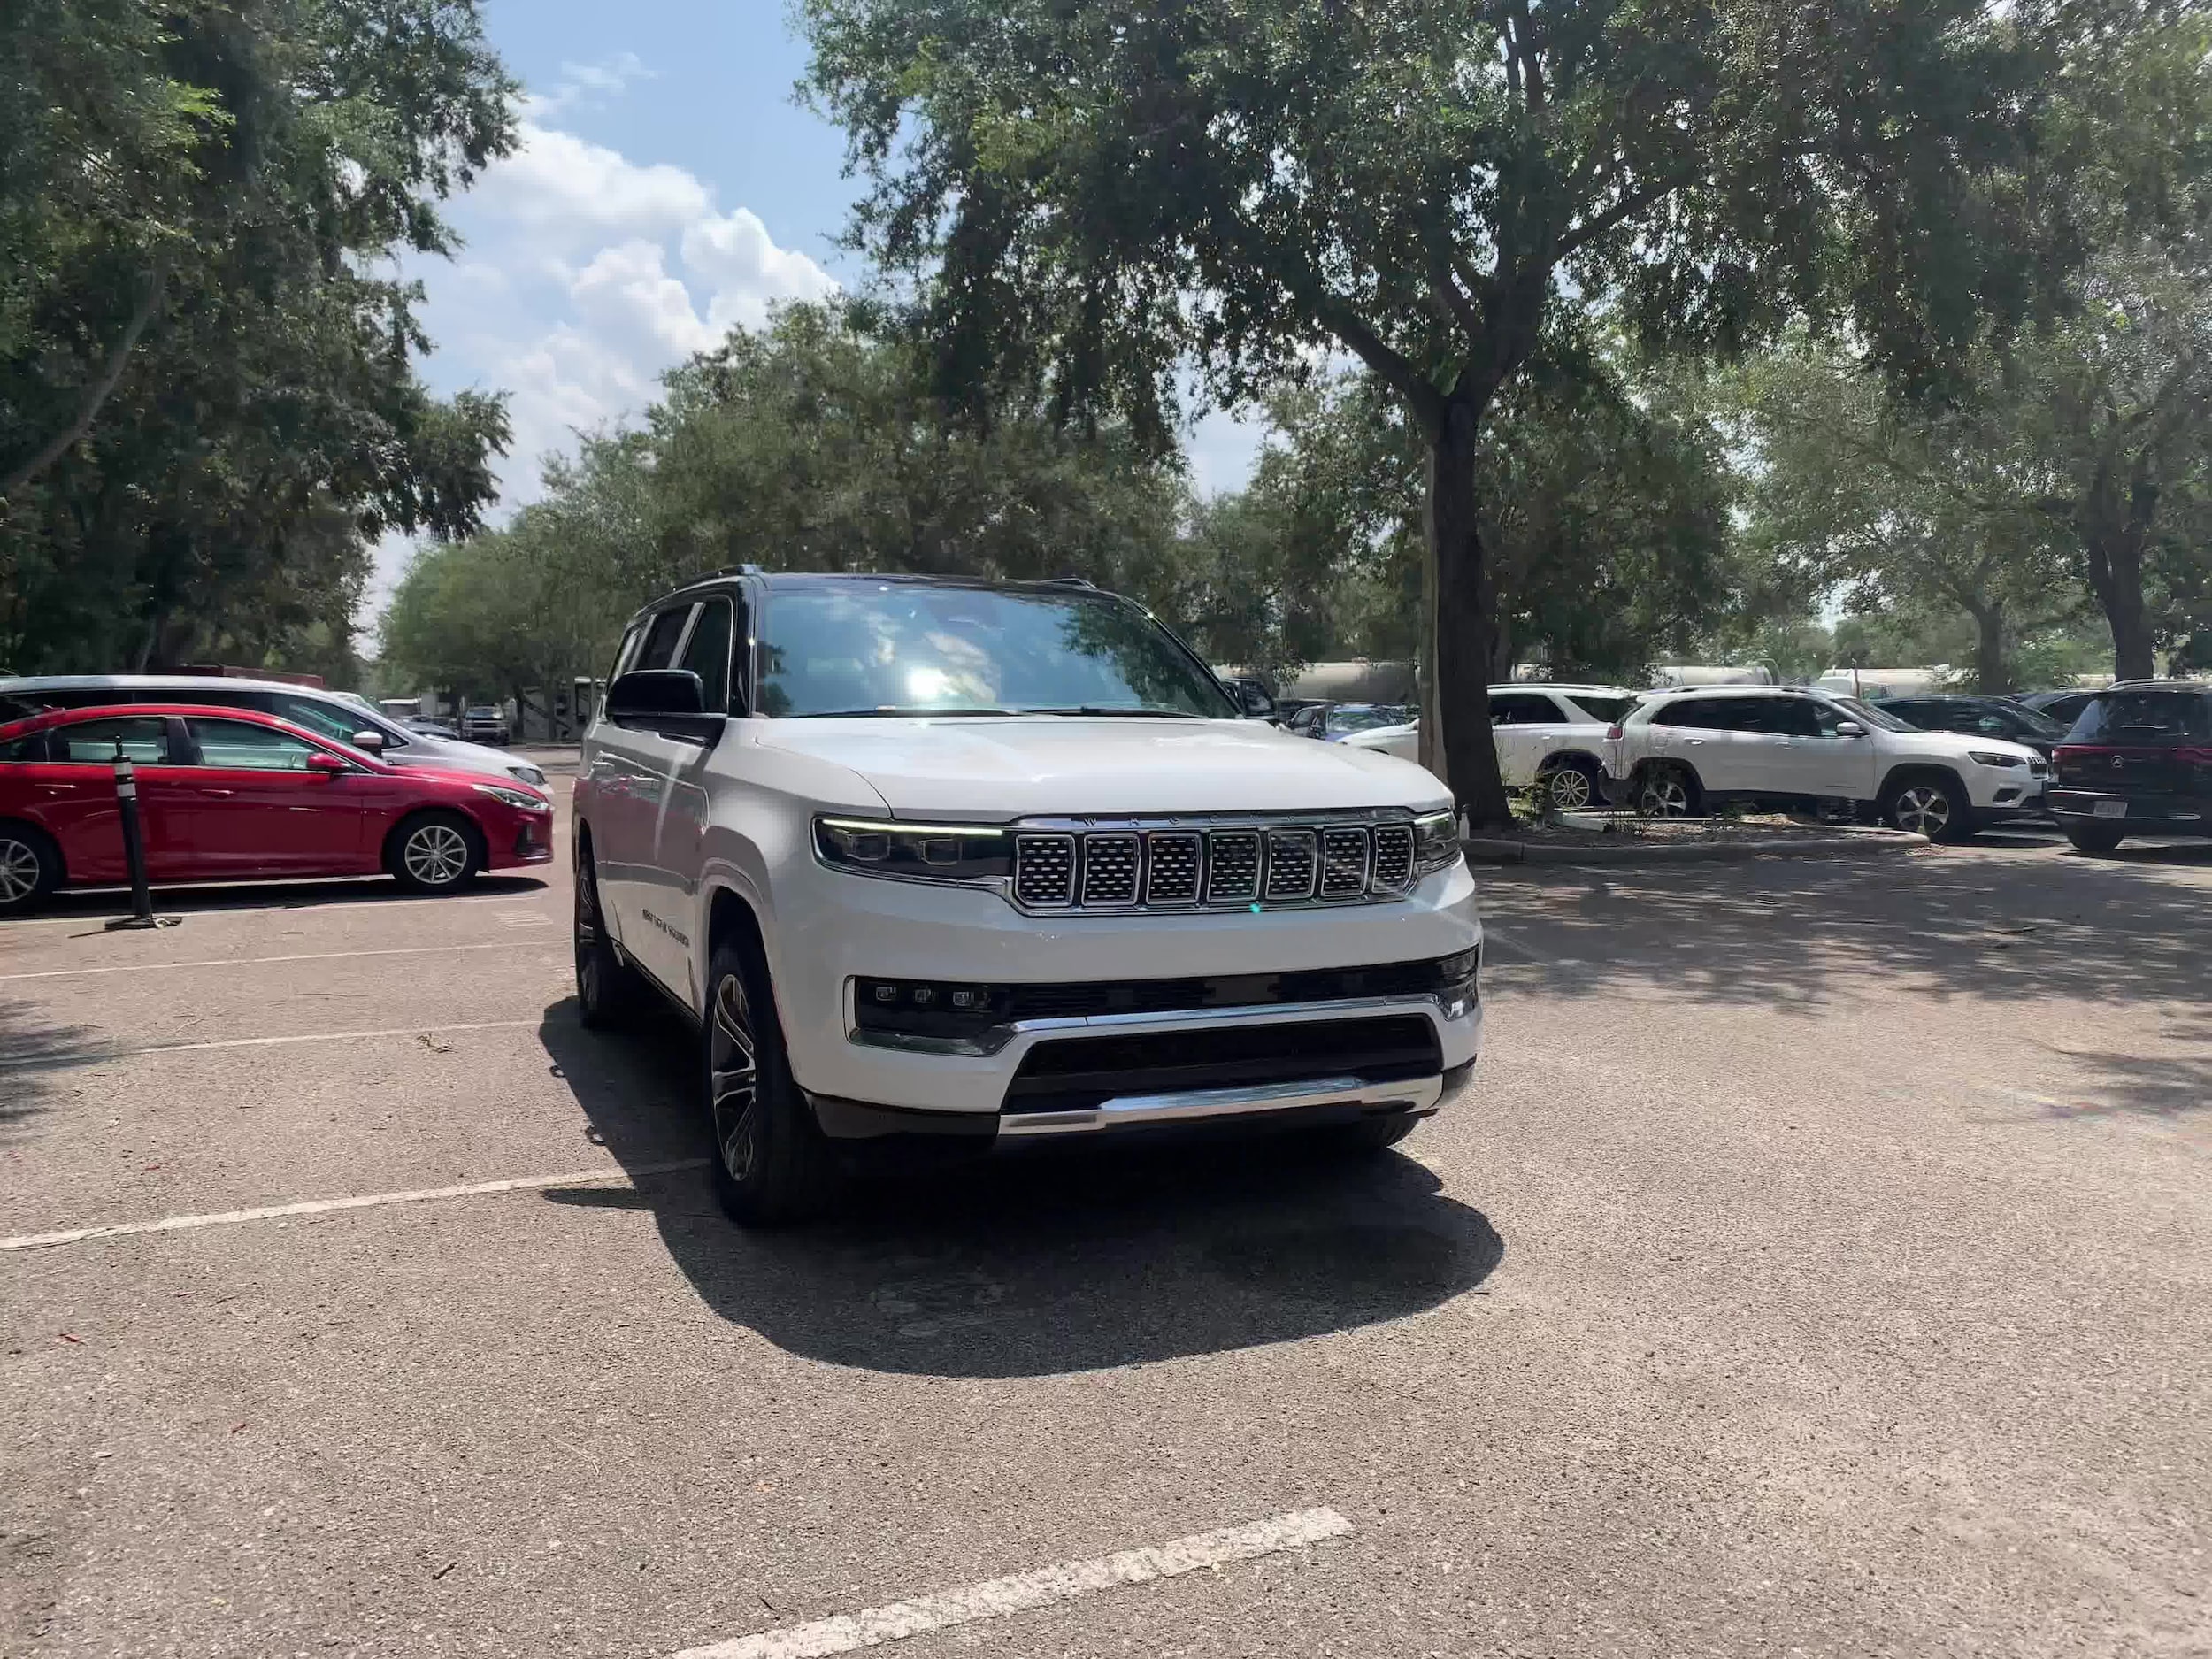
[
  {"x1": 573, "y1": 845, "x2": 644, "y2": 1028},
  {"x1": 387, "y1": 810, "x2": 481, "y2": 894},
  {"x1": 1885, "y1": 775, "x2": 1975, "y2": 843},
  {"x1": 703, "y1": 938, "x2": 836, "y2": 1226},
  {"x1": 2064, "y1": 824, "x2": 2126, "y2": 855}
]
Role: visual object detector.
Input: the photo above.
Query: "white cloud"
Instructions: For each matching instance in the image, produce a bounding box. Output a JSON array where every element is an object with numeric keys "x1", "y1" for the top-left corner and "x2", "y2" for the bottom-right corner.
[
  {"x1": 373, "y1": 88, "x2": 839, "y2": 619},
  {"x1": 526, "y1": 51, "x2": 655, "y2": 118}
]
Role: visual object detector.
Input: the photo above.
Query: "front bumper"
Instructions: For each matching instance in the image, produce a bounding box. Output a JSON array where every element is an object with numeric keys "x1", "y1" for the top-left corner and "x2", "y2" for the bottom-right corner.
[{"x1": 760, "y1": 856, "x2": 1486, "y2": 1121}]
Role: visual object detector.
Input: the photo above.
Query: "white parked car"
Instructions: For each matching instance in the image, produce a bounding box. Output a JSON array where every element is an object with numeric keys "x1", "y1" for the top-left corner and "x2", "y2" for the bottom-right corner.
[
  {"x1": 573, "y1": 572, "x2": 1485, "y2": 1225},
  {"x1": 1340, "y1": 684, "x2": 1640, "y2": 810},
  {"x1": 1600, "y1": 686, "x2": 2048, "y2": 838},
  {"x1": 0, "y1": 675, "x2": 549, "y2": 788}
]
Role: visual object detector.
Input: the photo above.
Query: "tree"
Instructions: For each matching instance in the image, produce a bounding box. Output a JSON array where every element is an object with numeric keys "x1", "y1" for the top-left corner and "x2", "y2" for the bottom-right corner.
[
  {"x1": 0, "y1": 0, "x2": 516, "y2": 675},
  {"x1": 802, "y1": 0, "x2": 2080, "y2": 825}
]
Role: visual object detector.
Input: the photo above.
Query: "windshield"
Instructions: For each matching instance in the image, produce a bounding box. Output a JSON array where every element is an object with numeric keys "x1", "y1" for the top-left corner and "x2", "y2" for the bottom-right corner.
[
  {"x1": 755, "y1": 583, "x2": 1240, "y2": 718},
  {"x1": 1333, "y1": 704, "x2": 1417, "y2": 733},
  {"x1": 2006, "y1": 704, "x2": 2067, "y2": 741},
  {"x1": 1831, "y1": 696, "x2": 1913, "y2": 733}
]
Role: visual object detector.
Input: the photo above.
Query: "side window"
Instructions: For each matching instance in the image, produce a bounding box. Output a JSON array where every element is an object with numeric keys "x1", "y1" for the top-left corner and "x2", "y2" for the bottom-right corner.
[
  {"x1": 0, "y1": 730, "x2": 46, "y2": 761},
  {"x1": 611, "y1": 624, "x2": 644, "y2": 684},
  {"x1": 679, "y1": 596, "x2": 735, "y2": 712},
  {"x1": 635, "y1": 605, "x2": 695, "y2": 671},
  {"x1": 53, "y1": 716, "x2": 173, "y2": 764},
  {"x1": 184, "y1": 718, "x2": 326, "y2": 771},
  {"x1": 266, "y1": 693, "x2": 379, "y2": 746},
  {"x1": 1488, "y1": 695, "x2": 1548, "y2": 726},
  {"x1": 1809, "y1": 701, "x2": 1855, "y2": 738},
  {"x1": 1651, "y1": 699, "x2": 1714, "y2": 729}
]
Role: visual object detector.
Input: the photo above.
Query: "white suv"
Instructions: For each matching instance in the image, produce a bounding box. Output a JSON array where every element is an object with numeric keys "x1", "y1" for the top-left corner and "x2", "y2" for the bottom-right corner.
[
  {"x1": 1340, "y1": 684, "x2": 1640, "y2": 810},
  {"x1": 572, "y1": 572, "x2": 1484, "y2": 1225},
  {"x1": 1601, "y1": 686, "x2": 2048, "y2": 837}
]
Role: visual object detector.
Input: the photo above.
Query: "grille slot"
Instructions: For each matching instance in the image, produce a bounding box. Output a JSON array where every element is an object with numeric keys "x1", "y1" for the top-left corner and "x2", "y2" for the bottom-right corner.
[
  {"x1": 1370, "y1": 824, "x2": 1414, "y2": 892},
  {"x1": 1264, "y1": 829, "x2": 1317, "y2": 899},
  {"x1": 1013, "y1": 834, "x2": 1076, "y2": 907},
  {"x1": 1205, "y1": 831, "x2": 1261, "y2": 901},
  {"x1": 1319, "y1": 826, "x2": 1370, "y2": 896},
  {"x1": 1079, "y1": 833, "x2": 1141, "y2": 904},
  {"x1": 1143, "y1": 832, "x2": 1202, "y2": 903}
]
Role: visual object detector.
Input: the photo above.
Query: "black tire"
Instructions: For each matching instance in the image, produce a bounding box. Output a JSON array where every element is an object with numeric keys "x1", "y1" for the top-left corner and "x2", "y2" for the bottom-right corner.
[
  {"x1": 1330, "y1": 1110, "x2": 1422, "y2": 1153},
  {"x1": 1882, "y1": 772, "x2": 1976, "y2": 843},
  {"x1": 2065, "y1": 824, "x2": 2126, "y2": 855},
  {"x1": 1634, "y1": 762, "x2": 1702, "y2": 818},
  {"x1": 572, "y1": 840, "x2": 644, "y2": 1028},
  {"x1": 0, "y1": 820, "x2": 61, "y2": 915},
  {"x1": 386, "y1": 810, "x2": 482, "y2": 894},
  {"x1": 703, "y1": 934, "x2": 836, "y2": 1226},
  {"x1": 1539, "y1": 757, "x2": 1602, "y2": 813}
]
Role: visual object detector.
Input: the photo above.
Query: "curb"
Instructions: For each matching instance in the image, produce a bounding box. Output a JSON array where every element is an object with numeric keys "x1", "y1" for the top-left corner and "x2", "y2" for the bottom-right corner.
[{"x1": 1462, "y1": 831, "x2": 1921, "y2": 866}]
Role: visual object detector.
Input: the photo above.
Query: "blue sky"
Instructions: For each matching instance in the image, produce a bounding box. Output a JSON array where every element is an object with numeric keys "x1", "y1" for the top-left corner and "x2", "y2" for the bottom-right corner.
[{"x1": 380, "y1": 1, "x2": 1263, "y2": 614}]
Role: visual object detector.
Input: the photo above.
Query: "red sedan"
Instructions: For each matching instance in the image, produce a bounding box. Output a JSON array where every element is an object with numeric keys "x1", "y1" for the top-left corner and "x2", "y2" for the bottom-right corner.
[{"x1": 0, "y1": 703, "x2": 554, "y2": 913}]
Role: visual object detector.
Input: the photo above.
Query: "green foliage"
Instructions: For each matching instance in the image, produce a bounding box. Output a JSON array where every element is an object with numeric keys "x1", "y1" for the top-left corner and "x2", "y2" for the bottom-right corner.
[{"x1": 0, "y1": 0, "x2": 516, "y2": 675}]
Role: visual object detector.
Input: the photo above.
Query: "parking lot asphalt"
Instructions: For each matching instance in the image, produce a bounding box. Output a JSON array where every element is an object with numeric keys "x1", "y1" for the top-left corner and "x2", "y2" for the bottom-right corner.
[{"x1": 4, "y1": 791, "x2": 2208, "y2": 1658}]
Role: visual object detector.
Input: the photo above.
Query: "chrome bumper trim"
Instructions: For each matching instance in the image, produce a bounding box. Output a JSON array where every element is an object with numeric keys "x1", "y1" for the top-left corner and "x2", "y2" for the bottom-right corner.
[
  {"x1": 998, "y1": 1072, "x2": 1444, "y2": 1139},
  {"x1": 847, "y1": 988, "x2": 1477, "y2": 1057}
]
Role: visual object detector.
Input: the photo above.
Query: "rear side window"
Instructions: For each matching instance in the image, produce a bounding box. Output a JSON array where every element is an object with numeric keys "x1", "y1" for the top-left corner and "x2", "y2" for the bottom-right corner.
[
  {"x1": 1651, "y1": 698, "x2": 1722, "y2": 729},
  {"x1": 261, "y1": 691, "x2": 386, "y2": 747},
  {"x1": 635, "y1": 605, "x2": 694, "y2": 671},
  {"x1": 680, "y1": 596, "x2": 735, "y2": 712},
  {"x1": 185, "y1": 718, "x2": 326, "y2": 771},
  {"x1": 0, "y1": 730, "x2": 45, "y2": 761},
  {"x1": 1488, "y1": 694, "x2": 1555, "y2": 726},
  {"x1": 53, "y1": 716, "x2": 173, "y2": 764},
  {"x1": 1563, "y1": 693, "x2": 1633, "y2": 723},
  {"x1": 2069, "y1": 691, "x2": 2212, "y2": 743}
]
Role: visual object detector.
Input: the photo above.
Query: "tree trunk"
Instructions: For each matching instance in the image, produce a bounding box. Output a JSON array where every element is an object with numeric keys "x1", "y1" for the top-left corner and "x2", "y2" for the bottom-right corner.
[
  {"x1": 1967, "y1": 600, "x2": 2008, "y2": 694},
  {"x1": 2081, "y1": 457, "x2": 2161, "y2": 682},
  {"x1": 1428, "y1": 397, "x2": 1513, "y2": 830}
]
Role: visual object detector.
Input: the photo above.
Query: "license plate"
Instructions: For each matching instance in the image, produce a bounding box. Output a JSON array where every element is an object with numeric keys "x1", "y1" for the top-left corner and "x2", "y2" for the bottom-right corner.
[{"x1": 2093, "y1": 799, "x2": 2128, "y2": 818}]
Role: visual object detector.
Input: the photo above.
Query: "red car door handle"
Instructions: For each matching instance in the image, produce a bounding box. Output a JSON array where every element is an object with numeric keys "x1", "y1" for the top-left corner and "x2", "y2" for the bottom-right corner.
[{"x1": 200, "y1": 787, "x2": 236, "y2": 797}]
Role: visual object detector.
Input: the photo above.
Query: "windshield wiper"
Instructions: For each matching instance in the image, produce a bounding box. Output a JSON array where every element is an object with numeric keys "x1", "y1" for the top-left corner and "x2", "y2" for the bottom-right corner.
[
  {"x1": 790, "y1": 706, "x2": 1019, "y2": 718},
  {"x1": 1025, "y1": 705, "x2": 1206, "y2": 718}
]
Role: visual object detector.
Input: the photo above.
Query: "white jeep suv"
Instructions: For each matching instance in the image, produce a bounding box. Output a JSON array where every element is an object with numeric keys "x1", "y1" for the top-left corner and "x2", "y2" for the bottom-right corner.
[
  {"x1": 572, "y1": 572, "x2": 1484, "y2": 1225},
  {"x1": 1601, "y1": 686, "x2": 2048, "y2": 837},
  {"x1": 1340, "y1": 684, "x2": 1640, "y2": 809}
]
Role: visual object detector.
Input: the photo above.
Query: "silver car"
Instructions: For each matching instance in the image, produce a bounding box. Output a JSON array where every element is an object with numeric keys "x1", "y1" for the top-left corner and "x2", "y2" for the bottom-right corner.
[{"x1": 0, "y1": 675, "x2": 548, "y2": 788}]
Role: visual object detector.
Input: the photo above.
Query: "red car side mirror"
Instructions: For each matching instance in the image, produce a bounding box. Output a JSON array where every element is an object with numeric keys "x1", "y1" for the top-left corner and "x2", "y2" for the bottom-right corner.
[{"x1": 305, "y1": 753, "x2": 348, "y2": 776}]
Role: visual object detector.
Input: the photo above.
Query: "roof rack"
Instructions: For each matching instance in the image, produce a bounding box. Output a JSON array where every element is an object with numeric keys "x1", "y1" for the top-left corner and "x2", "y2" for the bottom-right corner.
[{"x1": 1038, "y1": 575, "x2": 1096, "y2": 589}]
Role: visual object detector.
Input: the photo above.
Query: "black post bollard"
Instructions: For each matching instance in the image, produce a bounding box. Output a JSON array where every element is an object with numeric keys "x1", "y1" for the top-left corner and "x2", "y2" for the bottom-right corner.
[{"x1": 105, "y1": 743, "x2": 179, "y2": 932}]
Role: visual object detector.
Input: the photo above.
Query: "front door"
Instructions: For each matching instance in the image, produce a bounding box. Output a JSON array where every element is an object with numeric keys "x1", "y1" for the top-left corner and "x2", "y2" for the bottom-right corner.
[
  {"x1": 1797, "y1": 700, "x2": 1882, "y2": 797},
  {"x1": 173, "y1": 717, "x2": 367, "y2": 875}
]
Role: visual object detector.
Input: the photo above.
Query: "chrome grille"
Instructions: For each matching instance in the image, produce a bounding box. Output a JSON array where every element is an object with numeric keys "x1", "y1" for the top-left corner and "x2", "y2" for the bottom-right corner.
[
  {"x1": 1079, "y1": 833, "x2": 1141, "y2": 904},
  {"x1": 1371, "y1": 824, "x2": 1414, "y2": 892},
  {"x1": 1206, "y1": 831, "x2": 1261, "y2": 901},
  {"x1": 1320, "y1": 826, "x2": 1370, "y2": 896},
  {"x1": 1013, "y1": 834, "x2": 1075, "y2": 907},
  {"x1": 1144, "y1": 832, "x2": 1202, "y2": 903},
  {"x1": 1011, "y1": 818, "x2": 1419, "y2": 912},
  {"x1": 1263, "y1": 828, "x2": 1317, "y2": 899}
]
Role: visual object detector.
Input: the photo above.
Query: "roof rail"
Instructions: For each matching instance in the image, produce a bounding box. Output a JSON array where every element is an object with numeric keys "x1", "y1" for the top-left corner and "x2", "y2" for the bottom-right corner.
[{"x1": 1039, "y1": 574, "x2": 1096, "y2": 589}]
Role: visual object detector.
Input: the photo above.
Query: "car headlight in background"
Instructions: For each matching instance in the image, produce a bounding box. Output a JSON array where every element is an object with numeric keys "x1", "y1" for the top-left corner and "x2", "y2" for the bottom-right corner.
[
  {"x1": 508, "y1": 763, "x2": 548, "y2": 786},
  {"x1": 474, "y1": 782, "x2": 551, "y2": 811},
  {"x1": 1413, "y1": 809, "x2": 1463, "y2": 876},
  {"x1": 815, "y1": 818, "x2": 1012, "y2": 882},
  {"x1": 1968, "y1": 750, "x2": 2026, "y2": 768}
]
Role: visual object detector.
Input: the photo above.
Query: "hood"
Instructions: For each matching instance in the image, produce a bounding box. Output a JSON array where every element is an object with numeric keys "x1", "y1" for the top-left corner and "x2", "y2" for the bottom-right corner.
[
  {"x1": 385, "y1": 739, "x2": 539, "y2": 783},
  {"x1": 747, "y1": 717, "x2": 1449, "y2": 818}
]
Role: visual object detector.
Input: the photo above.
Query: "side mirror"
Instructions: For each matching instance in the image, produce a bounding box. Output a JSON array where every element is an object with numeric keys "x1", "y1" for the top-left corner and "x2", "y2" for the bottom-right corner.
[
  {"x1": 305, "y1": 752, "x2": 349, "y2": 776},
  {"x1": 606, "y1": 669, "x2": 724, "y2": 744},
  {"x1": 1237, "y1": 685, "x2": 1276, "y2": 719},
  {"x1": 1834, "y1": 720, "x2": 1866, "y2": 738},
  {"x1": 350, "y1": 728, "x2": 386, "y2": 752}
]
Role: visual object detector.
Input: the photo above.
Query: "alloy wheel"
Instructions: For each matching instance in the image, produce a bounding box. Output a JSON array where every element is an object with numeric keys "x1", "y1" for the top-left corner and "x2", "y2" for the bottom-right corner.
[
  {"x1": 574, "y1": 864, "x2": 604, "y2": 1006},
  {"x1": 403, "y1": 823, "x2": 470, "y2": 886},
  {"x1": 1892, "y1": 784, "x2": 1951, "y2": 837},
  {"x1": 710, "y1": 972, "x2": 761, "y2": 1185},
  {"x1": 1638, "y1": 774, "x2": 1690, "y2": 818},
  {"x1": 1547, "y1": 767, "x2": 1595, "y2": 811},
  {"x1": 0, "y1": 838, "x2": 39, "y2": 904}
]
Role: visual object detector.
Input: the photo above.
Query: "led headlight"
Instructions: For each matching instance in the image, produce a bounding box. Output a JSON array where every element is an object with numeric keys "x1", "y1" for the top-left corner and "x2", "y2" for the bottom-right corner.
[
  {"x1": 814, "y1": 818, "x2": 1012, "y2": 883},
  {"x1": 1412, "y1": 809, "x2": 1463, "y2": 876},
  {"x1": 1968, "y1": 750, "x2": 2025, "y2": 768},
  {"x1": 474, "y1": 782, "x2": 551, "y2": 811}
]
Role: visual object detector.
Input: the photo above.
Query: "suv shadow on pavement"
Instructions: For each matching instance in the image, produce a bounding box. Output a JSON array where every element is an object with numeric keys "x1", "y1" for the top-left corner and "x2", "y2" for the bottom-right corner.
[{"x1": 536, "y1": 999, "x2": 1505, "y2": 1379}]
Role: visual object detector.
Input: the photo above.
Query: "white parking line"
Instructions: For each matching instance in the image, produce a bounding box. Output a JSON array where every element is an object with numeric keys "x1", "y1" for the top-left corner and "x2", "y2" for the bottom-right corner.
[
  {"x1": 0, "y1": 1018, "x2": 545, "y2": 1071},
  {"x1": 671, "y1": 1508, "x2": 1354, "y2": 1659},
  {"x1": 0, "y1": 1160, "x2": 709, "y2": 1252},
  {"x1": 0, "y1": 940, "x2": 558, "y2": 983}
]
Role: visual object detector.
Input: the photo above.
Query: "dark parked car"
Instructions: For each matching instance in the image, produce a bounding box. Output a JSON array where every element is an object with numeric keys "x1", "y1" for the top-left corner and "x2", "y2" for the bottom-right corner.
[
  {"x1": 460, "y1": 704, "x2": 511, "y2": 745},
  {"x1": 2047, "y1": 680, "x2": 2212, "y2": 852},
  {"x1": 1882, "y1": 694, "x2": 2068, "y2": 759},
  {"x1": 2017, "y1": 687, "x2": 2101, "y2": 728}
]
